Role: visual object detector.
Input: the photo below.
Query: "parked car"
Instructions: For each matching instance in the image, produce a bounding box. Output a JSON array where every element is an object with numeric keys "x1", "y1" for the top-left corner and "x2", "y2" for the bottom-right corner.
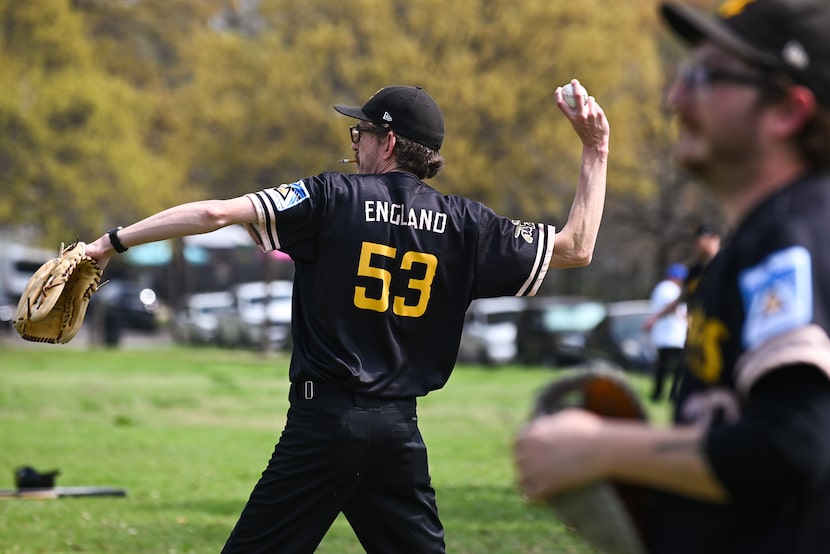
[
  {"x1": 83, "y1": 280, "x2": 162, "y2": 346},
  {"x1": 93, "y1": 280, "x2": 161, "y2": 331},
  {"x1": 582, "y1": 300, "x2": 657, "y2": 373},
  {"x1": 0, "y1": 243, "x2": 54, "y2": 303},
  {"x1": 0, "y1": 294, "x2": 15, "y2": 333},
  {"x1": 215, "y1": 280, "x2": 293, "y2": 350},
  {"x1": 171, "y1": 291, "x2": 235, "y2": 345},
  {"x1": 457, "y1": 297, "x2": 527, "y2": 365},
  {"x1": 515, "y1": 296, "x2": 607, "y2": 367}
]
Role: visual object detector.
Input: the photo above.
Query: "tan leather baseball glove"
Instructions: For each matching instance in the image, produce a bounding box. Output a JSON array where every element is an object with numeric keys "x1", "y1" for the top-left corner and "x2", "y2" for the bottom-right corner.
[
  {"x1": 13, "y1": 241, "x2": 102, "y2": 344},
  {"x1": 531, "y1": 364, "x2": 650, "y2": 554}
]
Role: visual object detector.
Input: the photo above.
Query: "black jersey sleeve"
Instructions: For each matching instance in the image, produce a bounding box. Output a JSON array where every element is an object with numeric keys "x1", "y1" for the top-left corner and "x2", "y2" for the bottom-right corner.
[
  {"x1": 467, "y1": 202, "x2": 556, "y2": 298},
  {"x1": 244, "y1": 177, "x2": 330, "y2": 263},
  {"x1": 705, "y1": 366, "x2": 830, "y2": 502}
]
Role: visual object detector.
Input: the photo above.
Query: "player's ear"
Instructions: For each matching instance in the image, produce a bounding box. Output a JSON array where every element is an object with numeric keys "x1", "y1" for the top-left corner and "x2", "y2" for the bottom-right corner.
[
  {"x1": 383, "y1": 132, "x2": 397, "y2": 159},
  {"x1": 769, "y1": 84, "x2": 816, "y2": 139}
]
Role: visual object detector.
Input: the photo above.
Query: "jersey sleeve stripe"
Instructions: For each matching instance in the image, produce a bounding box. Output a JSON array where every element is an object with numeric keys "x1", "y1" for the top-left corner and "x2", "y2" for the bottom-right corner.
[
  {"x1": 259, "y1": 190, "x2": 281, "y2": 249},
  {"x1": 518, "y1": 224, "x2": 554, "y2": 296},
  {"x1": 244, "y1": 223, "x2": 264, "y2": 248},
  {"x1": 245, "y1": 191, "x2": 281, "y2": 251}
]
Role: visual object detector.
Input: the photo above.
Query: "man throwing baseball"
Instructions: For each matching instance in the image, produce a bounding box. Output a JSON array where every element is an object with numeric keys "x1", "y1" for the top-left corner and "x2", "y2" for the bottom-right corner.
[
  {"x1": 514, "y1": 1, "x2": 830, "y2": 553},
  {"x1": 84, "y1": 81, "x2": 609, "y2": 552}
]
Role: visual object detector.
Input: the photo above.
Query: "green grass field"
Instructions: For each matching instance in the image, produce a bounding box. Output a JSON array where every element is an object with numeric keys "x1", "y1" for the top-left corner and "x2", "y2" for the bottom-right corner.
[{"x1": 0, "y1": 343, "x2": 668, "y2": 553}]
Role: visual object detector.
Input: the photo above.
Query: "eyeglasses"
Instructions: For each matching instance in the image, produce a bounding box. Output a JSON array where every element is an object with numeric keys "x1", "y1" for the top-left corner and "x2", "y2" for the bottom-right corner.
[
  {"x1": 349, "y1": 124, "x2": 389, "y2": 144},
  {"x1": 676, "y1": 63, "x2": 772, "y2": 92}
]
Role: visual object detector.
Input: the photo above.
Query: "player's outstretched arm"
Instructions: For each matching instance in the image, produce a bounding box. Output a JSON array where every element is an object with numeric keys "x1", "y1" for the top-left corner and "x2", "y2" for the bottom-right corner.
[
  {"x1": 84, "y1": 197, "x2": 257, "y2": 269},
  {"x1": 548, "y1": 79, "x2": 610, "y2": 270}
]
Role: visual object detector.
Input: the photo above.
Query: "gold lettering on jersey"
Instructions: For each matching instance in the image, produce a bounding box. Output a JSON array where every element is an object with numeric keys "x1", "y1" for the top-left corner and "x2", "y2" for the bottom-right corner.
[
  {"x1": 686, "y1": 275, "x2": 702, "y2": 296},
  {"x1": 354, "y1": 241, "x2": 437, "y2": 318},
  {"x1": 718, "y1": 0, "x2": 756, "y2": 18},
  {"x1": 685, "y1": 305, "x2": 729, "y2": 384},
  {"x1": 364, "y1": 201, "x2": 447, "y2": 233}
]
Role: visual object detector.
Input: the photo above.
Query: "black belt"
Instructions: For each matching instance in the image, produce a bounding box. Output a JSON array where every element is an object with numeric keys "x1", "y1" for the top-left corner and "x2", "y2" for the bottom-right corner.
[{"x1": 289, "y1": 380, "x2": 415, "y2": 408}]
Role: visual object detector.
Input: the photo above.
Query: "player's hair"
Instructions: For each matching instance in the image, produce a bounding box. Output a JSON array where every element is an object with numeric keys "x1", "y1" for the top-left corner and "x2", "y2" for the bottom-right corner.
[
  {"x1": 758, "y1": 75, "x2": 830, "y2": 172},
  {"x1": 393, "y1": 134, "x2": 445, "y2": 179},
  {"x1": 794, "y1": 109, "x2": 830, "y2": 172}
]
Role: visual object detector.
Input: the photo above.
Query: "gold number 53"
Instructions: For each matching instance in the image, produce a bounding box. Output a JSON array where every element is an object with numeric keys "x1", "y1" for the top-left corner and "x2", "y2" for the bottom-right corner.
[{"x1": 353, "y1": 241, "x2": 438, "y2": 318}]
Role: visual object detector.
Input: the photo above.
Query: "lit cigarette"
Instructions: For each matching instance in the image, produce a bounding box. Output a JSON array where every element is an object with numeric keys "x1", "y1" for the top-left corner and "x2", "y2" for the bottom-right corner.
[{"x1": 339, "y1": 158, "x2": 356, "y2": 164}]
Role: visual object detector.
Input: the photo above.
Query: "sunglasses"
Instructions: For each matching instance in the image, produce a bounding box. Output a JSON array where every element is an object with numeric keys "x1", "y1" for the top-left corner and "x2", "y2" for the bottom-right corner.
[
  {"x1": 349, "y1": 124, "x2": 389, "y2": 144},
  {"x1": 676, "y1": 63, "x2": 773, "y2": 92}
]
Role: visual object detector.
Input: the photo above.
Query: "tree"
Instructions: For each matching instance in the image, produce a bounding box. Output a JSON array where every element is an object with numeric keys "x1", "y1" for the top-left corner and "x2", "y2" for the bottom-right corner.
[
  {"x1": 0, "y1": 0, "x2": 723, "y2": 300},
  {"x1": 0, "y1": 0, "x2": 186, "y2": 243}
]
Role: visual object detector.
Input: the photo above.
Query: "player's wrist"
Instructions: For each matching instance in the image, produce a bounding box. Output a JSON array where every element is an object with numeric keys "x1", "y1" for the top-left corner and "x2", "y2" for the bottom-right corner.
[{"x1": 107, "y1": 226, "x2": 129, "y2": 253}]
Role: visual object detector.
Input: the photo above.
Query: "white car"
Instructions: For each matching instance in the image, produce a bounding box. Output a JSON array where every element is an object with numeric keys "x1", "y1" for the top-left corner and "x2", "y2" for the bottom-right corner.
[
  {"x1": 457, "y1": 297, "x2": 527, "y2": 365},
  {"x1": 216, "y1": 280, "x2": 293, "y2": 350},
  {"x1": 172, "y1": 291, "x2": 235, "y2": 345}
]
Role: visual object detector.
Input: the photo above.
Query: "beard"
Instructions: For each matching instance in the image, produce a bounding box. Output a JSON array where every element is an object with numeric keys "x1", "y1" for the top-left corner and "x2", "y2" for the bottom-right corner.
[{"x1": 673, "y1": 112, "x2": 763, "y2": 185}]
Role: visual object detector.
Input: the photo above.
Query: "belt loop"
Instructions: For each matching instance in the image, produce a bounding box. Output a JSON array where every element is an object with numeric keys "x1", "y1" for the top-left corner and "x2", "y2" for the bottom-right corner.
[{"x1": 304, "y1": 380, "x2": 314, "y2": 400}]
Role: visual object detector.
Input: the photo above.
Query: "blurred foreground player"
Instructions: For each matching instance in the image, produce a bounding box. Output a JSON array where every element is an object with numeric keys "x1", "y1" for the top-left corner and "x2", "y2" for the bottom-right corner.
[{"x1": 515, "y1": 1, "x2": 830, "y2": 552}]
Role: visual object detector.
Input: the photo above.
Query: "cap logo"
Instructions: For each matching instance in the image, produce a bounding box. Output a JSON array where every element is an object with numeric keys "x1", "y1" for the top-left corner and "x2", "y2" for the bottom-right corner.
[
  {"x1": 382, "y1": 111, "x2": 393, "y2": 122},
  {"x1": 717, "y1": 0, "x2": 755, "y2": 18},
  {"x1": 782, "y1": 41, "x2": 809, "y2": 70}
]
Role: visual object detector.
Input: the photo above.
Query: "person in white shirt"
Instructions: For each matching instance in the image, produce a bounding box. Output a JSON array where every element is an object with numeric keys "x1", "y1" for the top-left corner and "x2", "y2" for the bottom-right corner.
[{"x1": 648, "y1": 263, "x2": 688, "y2": 401}]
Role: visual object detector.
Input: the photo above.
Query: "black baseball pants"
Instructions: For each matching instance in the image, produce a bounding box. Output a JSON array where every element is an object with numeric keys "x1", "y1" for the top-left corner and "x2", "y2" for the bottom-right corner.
[
  {"x1": 221, "y1": 382, "x2": 445, "y2": 553},
  {"x1": 651, "y1": 347, "x2": 685, "y2": 402}
]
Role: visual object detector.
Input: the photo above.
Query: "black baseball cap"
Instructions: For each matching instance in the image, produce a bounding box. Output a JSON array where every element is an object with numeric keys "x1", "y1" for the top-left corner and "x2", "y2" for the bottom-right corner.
[
  {"x1": 660, "y1": 0, "x2": 830, "y2": 109},
  {"x1": 334, "y1": 86, "x2": 445, "y2": 151},
  {"x1": 694, "y1": 223, "x2": 719, "y2": 237}
]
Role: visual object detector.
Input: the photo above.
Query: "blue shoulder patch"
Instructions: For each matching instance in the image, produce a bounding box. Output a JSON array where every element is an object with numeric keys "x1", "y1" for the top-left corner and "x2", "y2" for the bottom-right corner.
[
  {"x1": 739, "y1": 246, "x2": 813, "y2": 349},
  {"x1": 271, "y1": 180, "x2": 309, "y2": 211}
]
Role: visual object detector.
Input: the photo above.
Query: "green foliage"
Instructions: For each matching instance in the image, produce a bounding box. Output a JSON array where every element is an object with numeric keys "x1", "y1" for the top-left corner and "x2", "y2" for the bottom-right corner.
[
  {"x1": 0, "y1": 0, "x2": 189, "y2": 242},
  {"x1": 0, "y1": 0, "x2": 672, "y2": 246}
]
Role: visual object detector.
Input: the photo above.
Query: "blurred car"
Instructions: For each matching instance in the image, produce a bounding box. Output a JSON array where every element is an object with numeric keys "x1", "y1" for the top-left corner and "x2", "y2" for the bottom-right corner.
[
  {"x1": 515, "y1": 296, "x2": 607, "y2": 367},
  {"x1": 171, "y1": 291, "x2": 235, "y2": 345},
  {"x1": 0, "y1": 243, "x2": 54, "y2": 303},
  {"x1": 582, "y1": 300, "x2": 657, "y2": 373},
  {"x1": 457, "y1": 297, "x2": 527, "y2": 365},
  {"x1": 94, "y1": 280, "x2": 161, "y2": 331},
  {"x1": 216, "y1": 280, "x2": 293, "y2": 350},
  {"x1": 0, "y1": 294, "x2": 14, "y2": 332},
  {"x1": 266, "y1": 280, "x2": 293, "y2": 350}
]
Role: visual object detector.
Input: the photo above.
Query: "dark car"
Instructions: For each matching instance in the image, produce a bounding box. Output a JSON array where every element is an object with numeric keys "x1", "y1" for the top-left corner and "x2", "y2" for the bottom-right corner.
[
  {"x1": 515, "y1": 296, "x2": 607, "y2": 367},
  {"x1": 582, "y1": 300, "x2": 657, "y2": 373},
  {"x1": 92, "y1": 280, "x2": 161, "y2": 332}
]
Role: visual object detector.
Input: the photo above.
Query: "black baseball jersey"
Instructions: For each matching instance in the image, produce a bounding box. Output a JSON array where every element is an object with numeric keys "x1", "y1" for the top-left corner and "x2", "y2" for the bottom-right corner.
[
  {"x1": 245, "y1": 171, "x2": 554, "y2": 397},
  {"x1": 682, "y1": 260, "x2": 705, "y2": 302},
  {"x1": 650, "y1": 173, "x2": 830, "y2": 553}
]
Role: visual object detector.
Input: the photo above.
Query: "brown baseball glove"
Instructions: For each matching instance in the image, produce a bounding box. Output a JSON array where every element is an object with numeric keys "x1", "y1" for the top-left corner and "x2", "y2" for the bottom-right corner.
[
  {"x1": 13, "y1": 241, "x2": 102, "y2": 344},
  {"x1": 531, "y1": 364, "x2": 650, "y2": 554}
]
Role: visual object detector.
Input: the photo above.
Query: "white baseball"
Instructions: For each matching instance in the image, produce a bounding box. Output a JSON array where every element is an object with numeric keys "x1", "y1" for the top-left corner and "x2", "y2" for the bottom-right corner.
[{"x1": 560, "y1": 82, "x2": 589, "y2": 109}]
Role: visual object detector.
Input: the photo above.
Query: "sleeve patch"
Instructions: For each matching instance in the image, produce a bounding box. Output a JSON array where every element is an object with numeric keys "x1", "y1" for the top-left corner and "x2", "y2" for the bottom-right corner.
[
  {"x1": 270, "y1": 180, "x2": 309, "y2": 211},
  {"x1": 739, "y1": 246, "x2": 813, "y2": 349},
  {"x1": 511, "y1": 220, "x2": 536, "y2": 244}
]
